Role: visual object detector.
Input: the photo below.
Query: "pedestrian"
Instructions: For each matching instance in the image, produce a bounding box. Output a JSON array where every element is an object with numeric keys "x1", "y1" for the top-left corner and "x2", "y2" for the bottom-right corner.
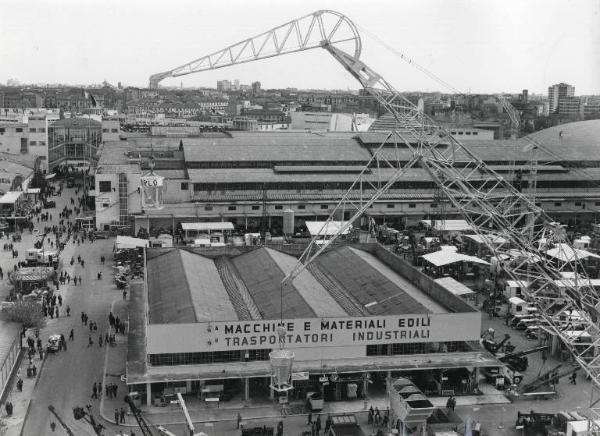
[
  {"x1": 81, "y1": 312, "x2": 85, "y2": 324},
  {"x1": 66, "y1": 306, "x2": 70, "y2": 317},
  {"x1": 368, "y1": 406, "x2": 374, "y2": 424},
  {"x1": 311, "y1": 421, "x2": 316, "y2": 436},
  {"x1": 114, "y1": 408, "x2": 119, "y2": 424},
  {"x1": 57, "y1": 294, "x2": 62, "y2": 306},
  {"x1": 277, "y1": 420, "x2": 284, "y2": 436},
  {"x1": 55, "y1": 306, "x2": 59, "y2": 318},
  {"x1": 571, "y1": 372, "x2": 577, "y2": 385},
  {"x1": 99, "y1": 335, "x2": 103, "y2": 347},
  {"x1": 60, "y1": 334, "x2": 67, "y2": 351},
  {"x1": 88, "y1": 335, "x2": 93, "y2": 347},
  {"x1": 93, "y1": 322, "x2": 98, "y2": 332},
  {"x1": 92, "y1": 383, "x2": 98, "y2": 399},
  {"x1": 237, "y1": 412, "x2": 242, "y2": 429},
  {"x1": 123, "y1": 289, "x2": 127, "y2": 300},
  {"x1": 69, "y1": 329, "x2": 74, "y2": 341},
  {"x1": 89, "y1": 322, "x2": 93, "y2": 333},
  {"x1": 316, "y1": 414, "x2": 322, "y2": 435},
  {"x1": 120, "y1": 407, "x2": 126, "y2": 423},
  {"x1": 16, "y1": 378, "x2": 23, "y2": 392},
  {"x1": 37, "y1": 337, "x2": 42, "y2": 350},
  {"x1": 105, "y1": 383, "x2": 110, "y2": 398},
  {"x1": 307, "y1": 410, "x2": 313, "y2": 425},
  {"x1": 112, "y1": 383, "x2": 118, "y2": 398}
]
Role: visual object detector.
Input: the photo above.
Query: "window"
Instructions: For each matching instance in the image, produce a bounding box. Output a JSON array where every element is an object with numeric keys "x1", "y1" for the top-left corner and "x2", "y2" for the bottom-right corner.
[
  {"x1": 252, "y1": 205, "x2": 260, "y2": 210},
  {"x1": 180, "y1": 182, "x2": 188, "y2": 190},
  {"x1": 275, "y1": 205, "x2": 283, "y2": 210},
  {"x1": 193, "y1": 183, "x2": 202, "y2": 191},
  {"x1": 111, "y1": 129, "x2": 118, "y2": 133},
  {"x1": 575, "y1": 201, "x2": 582, "y2": 206},
  {"x1": 554, "y1": 202, "x2": 562, "y2": 207},
  {"x1": 595, "y1": 202, "x2": 600, "y2": 206},
  {"x1": 204, "y1": 206, "x2": 213, "y2": 211},
  {"x1": 39, "y1": 128, "x2": 45, "y2": 133},
  {"x1": 16, "y1": 128, "x2": 22, "y2": 132},
  {"x1": 99, "y1": 181, "x2": 111, "y2": 193},
  {"x1": 38, "y1": 141, "x2": 45, "y2": 146},
  {"x1": 465, "y1": 131, "x2": 471, "y2": 135},
  {"x1": 102, "y1": 203, "x2": 109, "y2": 208},
  {"x1": 0, "y1": 128, "x2": 5, "y2": 133},
  {"x1": 386, "y1": 204, "x2": 395, "y2": 209},
  {"x1": 408, "y1": 203, "x2": 416, "y2": 208},
  {"x1": 473, "y1": 131, "x2": 478, "y2": 135},
  {"x1": 228, "y1": 206, "x2": 237, "y2": 211},
  {"x1": 29, "y1": 128, "x2": 37, "y2": 133},
  {"x1": 29, "y1": 141, "x2": 37, "y2": 146},
  {"x1": 430, "y1": 203, "x2": 438, "y2": 208},
  {"x1": 298, "y1": 205, "x2": 306, "y2": 210},
  {"x1": 320, "y1": 204, "x2": 328, "y2": 209},
  {"x1": 102, "y1": 129, "x2": 109, "y2": 133}
]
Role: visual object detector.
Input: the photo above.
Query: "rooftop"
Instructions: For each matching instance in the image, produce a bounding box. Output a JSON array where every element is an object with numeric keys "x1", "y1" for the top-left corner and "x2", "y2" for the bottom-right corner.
[{"x1": 144, "y1": 245, "x2": 472, "y2": 325}]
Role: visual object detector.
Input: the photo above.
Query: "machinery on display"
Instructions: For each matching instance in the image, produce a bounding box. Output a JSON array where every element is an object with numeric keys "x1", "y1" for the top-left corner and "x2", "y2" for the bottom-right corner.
[
  {"x1": 47, "y1": 404, "x2": 104, "y2": 436},
  {"x1": 149, "y1": 9, "x2": 600, "y2": 430}
]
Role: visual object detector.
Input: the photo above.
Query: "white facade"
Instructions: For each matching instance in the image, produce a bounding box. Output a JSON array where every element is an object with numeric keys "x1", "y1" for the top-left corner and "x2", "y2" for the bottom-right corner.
[{"x1": 101, "y1": 119, "x2": 121, "y2": 142}]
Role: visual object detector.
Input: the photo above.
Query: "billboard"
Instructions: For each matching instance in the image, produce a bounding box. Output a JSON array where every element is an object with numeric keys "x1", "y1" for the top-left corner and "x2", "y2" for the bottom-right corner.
[
  {"x1": 140, "y1": 175, "x2": 165, "y2": 210},
  {"x1": 147, "y1": 312, "x2": 481, "y2": 354}
]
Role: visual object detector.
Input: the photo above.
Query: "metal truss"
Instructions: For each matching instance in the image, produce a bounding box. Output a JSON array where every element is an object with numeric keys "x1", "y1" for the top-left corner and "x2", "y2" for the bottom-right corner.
[
  {"x1": 149, "y1": 10, "x2": 361, "y2": 88},
  {"x1": 151, "y1": 10, "x2": 600, "y2": 429}
]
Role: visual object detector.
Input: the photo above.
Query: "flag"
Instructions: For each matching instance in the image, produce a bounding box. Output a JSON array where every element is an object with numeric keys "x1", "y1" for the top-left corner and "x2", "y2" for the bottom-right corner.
[{"x1": 81, "y1": 89, "x2": 97, "y2": 108}]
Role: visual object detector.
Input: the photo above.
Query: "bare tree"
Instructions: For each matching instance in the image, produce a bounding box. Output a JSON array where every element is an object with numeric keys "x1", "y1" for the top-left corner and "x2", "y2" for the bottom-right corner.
[{"x1": 1, "y1": 301, "x2": 46, "y2": 330}]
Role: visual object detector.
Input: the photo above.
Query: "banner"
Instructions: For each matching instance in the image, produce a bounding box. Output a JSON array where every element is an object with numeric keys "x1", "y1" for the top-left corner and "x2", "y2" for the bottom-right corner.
[{"x1": 140, "y1": 175, "x2": 165, "y2": 210}]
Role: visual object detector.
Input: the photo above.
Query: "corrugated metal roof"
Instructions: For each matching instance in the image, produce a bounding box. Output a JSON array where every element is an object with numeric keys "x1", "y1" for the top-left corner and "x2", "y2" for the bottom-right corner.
[
  {"x1": 266, "y1": 248, "x2": 347, "y2": 317},
  {"x1": 314, "y1": 246, "x2": 433, "y2": 316},
  {"x1": 179, "y1": 250, "x2": 238, "y2": 322},
  {"x1": 231, "y1": 247, "x2": 316, "y2": 319},
  {"x1": 147, "y1": 249, "x2": 197, "y2": 324},
  {"x1": 273, "y1": 165, "x2": 368, "y2": 173}
]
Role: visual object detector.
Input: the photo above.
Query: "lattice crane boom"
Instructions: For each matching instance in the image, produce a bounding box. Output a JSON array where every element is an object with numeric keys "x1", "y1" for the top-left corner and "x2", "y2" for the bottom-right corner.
[
  {"x1": 149, "y1": 10, "x2": 361, "y2": 88},
  {"x1": 151, "y1": 10, "x2": 600, "y2": 426}
]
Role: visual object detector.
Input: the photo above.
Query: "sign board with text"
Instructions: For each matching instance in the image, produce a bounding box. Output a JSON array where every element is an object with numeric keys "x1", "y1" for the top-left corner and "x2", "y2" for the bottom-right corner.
[{"x1": 147, "y1": 313, "x2": 481, "y2": 354}]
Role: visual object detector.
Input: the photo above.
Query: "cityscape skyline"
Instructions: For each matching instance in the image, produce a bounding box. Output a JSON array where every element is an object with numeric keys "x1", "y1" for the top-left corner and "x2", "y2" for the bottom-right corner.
[{"x1": 1, "y1": 0, "x2": 599, "y2": 95}]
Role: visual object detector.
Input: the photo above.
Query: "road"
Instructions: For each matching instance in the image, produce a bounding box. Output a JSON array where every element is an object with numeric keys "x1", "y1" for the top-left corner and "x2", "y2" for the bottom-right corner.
[{"x1": 12, "y1": 185, "x2": 124, "y2": 436}]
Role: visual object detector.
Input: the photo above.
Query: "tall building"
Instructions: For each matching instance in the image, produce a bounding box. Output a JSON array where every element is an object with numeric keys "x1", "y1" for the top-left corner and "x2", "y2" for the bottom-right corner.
[
  {"x1": 217, "y1": 80, "x2": 232, "y2": 92},
  {"x1": 558, "y1": 96, "x2": 582, "y2": 116},
  {"x1": 47, "y1": 118, "x2": 102, "y2": 171},
  {"x1": 548, "y1": 83, "x2": 575, "y2": 113}
]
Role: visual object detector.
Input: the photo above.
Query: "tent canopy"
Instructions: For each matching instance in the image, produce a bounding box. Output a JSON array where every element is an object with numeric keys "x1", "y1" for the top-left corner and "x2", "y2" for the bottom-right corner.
[
  {"x1": 546, "y1": 243, "x2": 600, "y2": 262},
  {"x1": 420, "y1": 219, "x2": 473, "y2": 232},
  {"x1": 181, "y1": 222, "x2": 234, "y2": 232},
  {"x1": 306, "y1": 221, "x2": 350, "y2": 237},
  {"x1": 434, "y1": 277, "x2": 475, "y2": 296},
  {"x1": 422, "y1": 249, "x2": 489, "y2": 267},
  {"x1": 115, "y1": 236, "x2": 149, "y2": 250},
  {"x1": 0, "y1": 191, "x2": 22, "y2": 204}
]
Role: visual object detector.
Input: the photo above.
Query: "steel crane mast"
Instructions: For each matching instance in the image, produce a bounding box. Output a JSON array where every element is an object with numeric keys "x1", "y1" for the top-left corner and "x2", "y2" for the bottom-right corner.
[{"x1": 151, "y1": 10, "x2": 600, "y2": 427}]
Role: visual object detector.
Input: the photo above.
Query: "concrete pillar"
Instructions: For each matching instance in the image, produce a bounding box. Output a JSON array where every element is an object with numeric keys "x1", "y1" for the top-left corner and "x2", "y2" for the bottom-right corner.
[
  {"x1": 269, "y1": 378, "x2": 274, "y2": 400},
  {"x1": 244, "y1": 378, "x2": 250, "y2": 402},
  {"x1": 186, "y1": 381, "x2": 192, "y2": 392},
  {"x1": 146, "y1": 383, "x2": 152, "y2": 406}
]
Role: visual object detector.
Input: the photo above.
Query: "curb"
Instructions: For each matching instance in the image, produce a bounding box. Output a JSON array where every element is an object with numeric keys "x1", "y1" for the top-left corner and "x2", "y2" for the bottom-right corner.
[{"x1": 17, "y1": 352, "x2": 47, "y2": 436}]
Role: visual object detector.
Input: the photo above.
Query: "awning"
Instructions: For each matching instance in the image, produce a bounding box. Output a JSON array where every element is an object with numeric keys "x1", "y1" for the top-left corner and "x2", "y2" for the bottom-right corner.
[
  {"x1": 115, "y1": 236, "x2": 149, "y2": 250},
  {"x1": 181, "y1": 222, "x2": 234, "y2": 232},
  {"x1": 0, "y1": 191, "x2": 22, "y2": 204},
  {"x1": 508, "y1": 297, "x2": 526, "y2": 305},
  {"x1": 45, "y1": 173, "x2": 56, "y2": 180},
  {"x1": 434, "y1": 277, "x2": 475, "y2": 296},
  {"x1": 422, "y1": 249, "x2": 489, "y2": 267},
  {"x1": 421, "y1": 219, "x2": 473, "y2": 232},
  {"x1": 26, "y1": 188, "x2": 41, "y2": 194},
  {"x1": 305, "y1": 221, "x2": 350, "y2": 237}
]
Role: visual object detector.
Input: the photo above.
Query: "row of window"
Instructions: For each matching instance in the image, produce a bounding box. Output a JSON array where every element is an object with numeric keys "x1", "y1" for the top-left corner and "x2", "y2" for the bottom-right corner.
[
  {"x1": 148, "y1": 349, "x2": 271, "y2": 366},
  {"x1": 29, "y1": 141, "x2": 46, "y2": 146},
  {"x1": 366, "y1": 341, "x2": 473, "y2": 356},
  {"x1": 28, "y1": 128, "x2": 46, "y2": 133},
  {"x1": 102, "y1": 128, "x2": 119, "y2": 133}
]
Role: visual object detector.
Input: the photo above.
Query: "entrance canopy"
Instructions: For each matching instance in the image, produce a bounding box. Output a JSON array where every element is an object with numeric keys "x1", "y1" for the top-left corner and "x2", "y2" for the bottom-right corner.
[
  {"x1": 434, "y1": 277, "x2": 475, "y2": 296},
  {"x1": 306, "y1": 221, "x2": 350, "y2": 237},
  {"x1": 0, "y1": 191, "x2": 22, "y2": 204},
  {"x1": 181, "y1": 222, "x2": 234, "y2": 232},
  {"x1": 422, "y1": 248, "x2": 489, "y2": 267},
  {"x1": 115, "y1": 235, "x2": 149, "y2": 250}
]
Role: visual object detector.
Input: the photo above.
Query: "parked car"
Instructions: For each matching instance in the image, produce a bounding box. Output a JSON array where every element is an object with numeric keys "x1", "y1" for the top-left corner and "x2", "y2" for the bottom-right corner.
[{"x1": 46, "y1": 334, "x2": 61, "y2": 353}]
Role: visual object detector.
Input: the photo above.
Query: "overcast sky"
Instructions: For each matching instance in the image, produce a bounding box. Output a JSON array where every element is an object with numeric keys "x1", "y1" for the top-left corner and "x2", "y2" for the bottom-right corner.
[{"x1": 1, "y1": 0, "x2": 599, "y2": 94}]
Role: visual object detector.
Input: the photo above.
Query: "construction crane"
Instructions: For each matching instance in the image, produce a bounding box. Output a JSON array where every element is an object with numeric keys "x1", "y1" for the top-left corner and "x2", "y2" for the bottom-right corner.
[
  {"x1": 125, "y1": 395, "x2": 156, "y2": 436},
  {"x1": 151, "y1": 10, "x2": 600, "y2": 428},
  {"x1": 47, "y1": 406, "x2": 75, "y2": 436}
]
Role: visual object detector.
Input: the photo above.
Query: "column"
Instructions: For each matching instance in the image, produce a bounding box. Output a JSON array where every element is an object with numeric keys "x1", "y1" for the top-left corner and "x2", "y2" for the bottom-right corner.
[
  {"x1": 146, "y1": 383, "x2": 152, "y2": 406},
  {"x1": 244, "y1": 378, "x2": 250, "y2": 402},
  {"x1": 269, "y1": 378, "x2": 274, "y2": 400}
]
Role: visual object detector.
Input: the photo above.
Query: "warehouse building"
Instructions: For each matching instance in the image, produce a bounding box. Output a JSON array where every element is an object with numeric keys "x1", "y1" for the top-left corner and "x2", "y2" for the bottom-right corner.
[
  {"x1": 126, "y1": 243, "x2": 497, "y2": 407},
  {"x1": 95, "y1": 120, "x2": 600, "y2": 234}
]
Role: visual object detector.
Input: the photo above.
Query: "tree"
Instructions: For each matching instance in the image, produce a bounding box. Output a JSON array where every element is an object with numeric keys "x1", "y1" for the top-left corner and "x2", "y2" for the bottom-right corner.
[{"x1": 1, "y1": 301, "x2": 46, "y2": 330}]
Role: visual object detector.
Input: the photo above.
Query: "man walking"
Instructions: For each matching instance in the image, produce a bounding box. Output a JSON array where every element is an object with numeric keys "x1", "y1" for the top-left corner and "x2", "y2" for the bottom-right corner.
[
  {"x1": 114, "y1": 408, "x2": 119, "y2": 424},
  {"x1": 91, "y1": 383, "x2": 98, "y2": 399},
  {"x1": 120, "y1": 407, "x2": 126, "y2": 424}
]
